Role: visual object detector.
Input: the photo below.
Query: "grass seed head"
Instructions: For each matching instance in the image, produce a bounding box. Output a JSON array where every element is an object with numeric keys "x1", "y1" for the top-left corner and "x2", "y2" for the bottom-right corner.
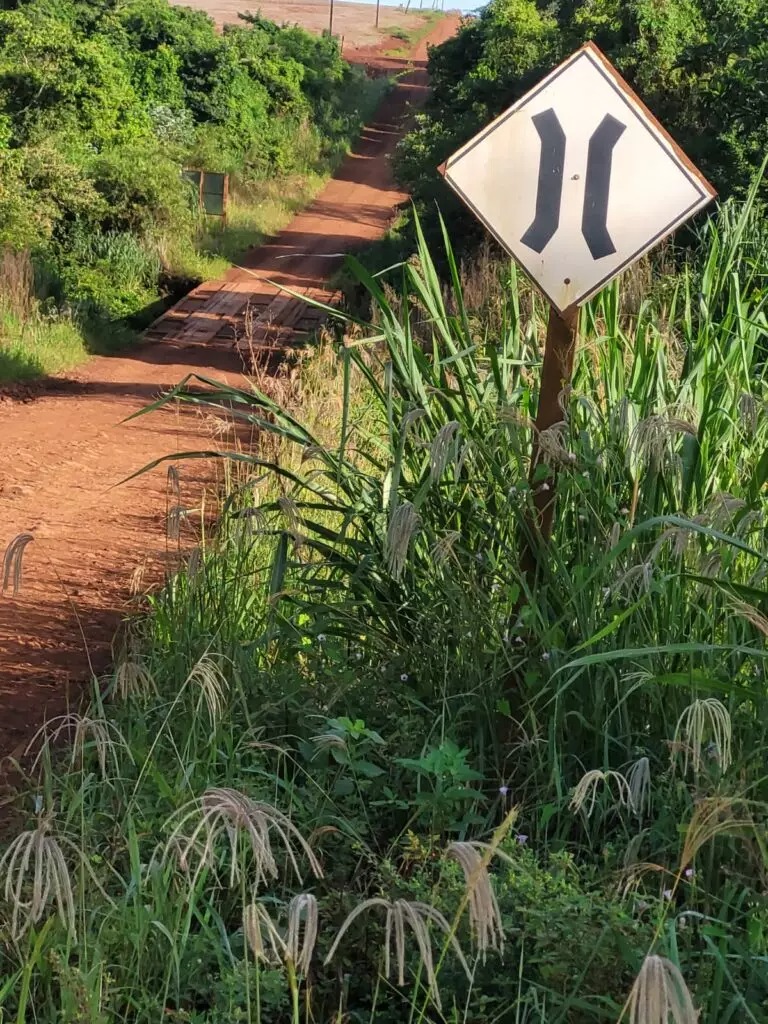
[
  {"x1": 0, "y1": 819, "x2": 75, "y2": 939},
  {"x1": 186, "y1": 655, "x2": 229, "y2": 728},
  {"x1": 446, "y1": 841, "x2": 503, "y2": 957},
  {"x1": 114, "y1": 658, "x2": 157, "y2": 702},
  {"x1": 536, "y1": 421, "x2": 574, "y2": 468},
  {"x1": 570, "y1": 769, "x2": 632, "y2": 817},
  {"x1": 286, "y1": 892, "x2": 319, "y2": 975},
  {"x1": 429, "y1": 421, "x2": 460, "y2": 479},
  {"x1": 167, "y1": 465, "x2": 181, "y2": 504},
  {"x1": 25, "y1": 714, "x2": 133, "y2": 779},
  {"x1": 385, "y1": 502, "x2": 421, "y2": 580},
  {"x1": 430, "y1": 530, "x2": 461, "y2": 567},
  {"x1": 2, "y1": 533, "x2": 34, "y2": 596},
  {"x1": 672, "y1": 698, "x2": 732, "y2": 777},
  {"x1": 625, "y1": 955, "x2": 697, "y2": 1024},
  {"x1": 325, "y1": 897, "x2": 469, "y2": 1010},
  {"x1": 680, "y1": 796, "x2": 752, "y2": 869},
  {"x1": 166, "y1": 787, "x2": 322, "y2": 891},
  {"x1": 627, "y1": 757, "x2": 652, "y2": 817}
]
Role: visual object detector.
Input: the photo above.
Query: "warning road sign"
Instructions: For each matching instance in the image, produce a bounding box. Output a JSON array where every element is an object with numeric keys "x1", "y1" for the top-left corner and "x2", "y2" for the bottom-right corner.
[{"x1": 442, "y1": 42, "x2": 716, "y2": 313}]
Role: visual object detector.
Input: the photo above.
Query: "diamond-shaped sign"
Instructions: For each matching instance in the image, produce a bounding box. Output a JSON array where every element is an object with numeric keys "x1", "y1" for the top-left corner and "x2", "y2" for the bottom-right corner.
[{"x1": 442, "y1": 42, "x2": 716, "y2": 313}]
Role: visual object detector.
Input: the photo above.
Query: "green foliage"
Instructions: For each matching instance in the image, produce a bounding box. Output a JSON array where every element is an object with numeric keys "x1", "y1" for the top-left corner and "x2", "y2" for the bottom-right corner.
[
  {"x1": 2, "y1": 188, "x2": 763, "y2": 1019},
  {"x1": 0, "y1": 0, "x2": 381, "y2": 377},
  {"x1": 397, "y1": 0, "x2": 768, "y2": 243}
]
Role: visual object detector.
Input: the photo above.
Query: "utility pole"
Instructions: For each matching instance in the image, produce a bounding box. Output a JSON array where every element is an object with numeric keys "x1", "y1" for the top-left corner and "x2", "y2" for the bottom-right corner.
[
  {"x1": 329, "y1": 0, "x2": 334, "y2": 36},
  {"x1": 375, "y1": 0, "x2": 380, "y2": 28}
]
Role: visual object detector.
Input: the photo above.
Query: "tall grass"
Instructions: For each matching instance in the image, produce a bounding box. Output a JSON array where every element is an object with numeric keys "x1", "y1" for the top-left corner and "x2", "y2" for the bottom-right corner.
[
  {"x1": 0, "y1": 249, "x2": 96, "y2": 381},
  {"x1": 1, "y1": 185, "x2": 767, "y2": 1021}
]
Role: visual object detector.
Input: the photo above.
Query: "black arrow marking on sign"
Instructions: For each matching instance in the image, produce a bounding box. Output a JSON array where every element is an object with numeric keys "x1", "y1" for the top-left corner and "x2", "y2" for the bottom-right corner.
[
  {"x1": 581, "y1": 113, "x2": 626, "y2": 259},
  {"x1": 520, "y1": 108, "x2": 566, "y2": 254}
]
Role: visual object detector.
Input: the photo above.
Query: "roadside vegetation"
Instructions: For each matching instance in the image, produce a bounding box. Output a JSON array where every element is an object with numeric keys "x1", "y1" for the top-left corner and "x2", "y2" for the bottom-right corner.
[
  {"x1": 396, "y1": 0, "x2": 768, "y2": 249},
  {"x1": 0, "y1": 0, "x2": 384, "y2": 381},
  {"x1": 2, "y1": 1, "x2": 768, "y2": 1021}
]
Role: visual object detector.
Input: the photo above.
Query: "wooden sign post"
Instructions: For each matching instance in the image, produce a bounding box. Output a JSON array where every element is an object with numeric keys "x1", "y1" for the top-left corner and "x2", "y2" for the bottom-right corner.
[{"x1": 440, "y1": 42, "x2": 716, "y2": 571}]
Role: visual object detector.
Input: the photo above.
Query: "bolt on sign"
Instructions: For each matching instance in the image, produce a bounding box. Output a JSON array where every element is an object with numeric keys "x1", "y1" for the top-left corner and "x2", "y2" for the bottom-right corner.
[
  {"x1": 182, "y1": 169, "x2": 229, "y2": 220},
  {"x1": 441, "y1": 42, "x2": 716, "y2": 314},
  {"x1": 440, "y1": 42, "x2": 716, "y2": 562}
]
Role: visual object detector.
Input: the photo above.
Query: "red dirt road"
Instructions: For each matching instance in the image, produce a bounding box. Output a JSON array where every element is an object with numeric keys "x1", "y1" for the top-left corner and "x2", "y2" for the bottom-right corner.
[{"x1": 0, "y1": 17, "x2": 459, "y2": 763}]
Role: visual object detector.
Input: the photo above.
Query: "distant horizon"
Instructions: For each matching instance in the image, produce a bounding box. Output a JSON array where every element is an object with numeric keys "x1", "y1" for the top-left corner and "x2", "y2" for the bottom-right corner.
[
  {"x1": 342, "y1": 0, "x2": 477, "y2": 9},
  {"x1": 294, "y1": 0, "x2": 480, "y2": 13}
]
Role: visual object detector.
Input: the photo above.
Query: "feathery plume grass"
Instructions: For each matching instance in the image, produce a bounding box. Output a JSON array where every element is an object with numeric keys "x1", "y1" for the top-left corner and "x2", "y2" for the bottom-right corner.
[
  {"x1": 167, "y1": 465, "x2": 181, "y2": 504},
  {"x1": 2, "y1": 532, "x2": 34, "y2": 596},
  {"x1": 629, "y1": 412, "x2": 697, "y2": 471},
  {"x1": 287, "y1": 893, "x2": 319, "y2": 975},
  {"x1": 277, "y1": 495, "x2": 300, "y2": 533},
  {"x1": 0, "y1": 819, "x2": 75, "y2": 939},
  {"x1": 570, "y1": 769, "x2": 632, "y2": 817},
  {"x1": 680, "y1": 797, "x2": 752, "y2": 869},
  {"x1": 385, "y1": 502, "x2": 421, "y2": 580},
  {"x1": 623, "y1": 955, "x2": 697, "y2": 1024},
  {"x1": 324, "y1": 898, "x2": 469, "y2": 1009},
  {"x1": 166, "y1": 505, "x2": 187, "y2": 542},
  {"x1": 114, "y1": 658, "x2": 157, "y2": 702},
  {"x1": 536, "y1": 421, "x2": 575, "y2": 467},
  {"x1": 429, "y1": 421, "x2": 460, "y2": 479},
  {"x1": 430, "y1": 530, "x2": 461, "y2": 567},
  {"x1": 728, "y1": 598, "x2": 768, "y2": 637},
  {"x1": 186, "y1": 655, "x2": 228, "y2": 728},
  {"x1": 627, "y1": 757, "x2": 652, "y2": 817},
  {"x1": 672, "y1": 698, "x2": 732, "y2": 776},
  {"x1": 25, "y1": 714, "x2": 134, "y2": 778},
  {"x1": 165, "y1": 787, "x2": 322, "y2": 890},
  {"x1": 244, "y1": 894, "x2": 318, "y2": 975},
  {"x1": 446, "y1": 841, "x2": 503, "y2": 957}
]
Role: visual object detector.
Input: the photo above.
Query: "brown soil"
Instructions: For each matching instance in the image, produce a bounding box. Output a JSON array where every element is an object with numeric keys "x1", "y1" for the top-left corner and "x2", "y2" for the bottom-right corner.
[
  {"x1": 0, "y1": 16, "x2": 460, "y2": 767},
  {"x1": 175, "y1": 0, "x2": 440, "y2": 55}
]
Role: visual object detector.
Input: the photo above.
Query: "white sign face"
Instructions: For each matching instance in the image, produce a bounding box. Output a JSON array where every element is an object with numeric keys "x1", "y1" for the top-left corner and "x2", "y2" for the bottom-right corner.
[{"x1": 442, "y1": 43, "x2": 716, "y2": 313}]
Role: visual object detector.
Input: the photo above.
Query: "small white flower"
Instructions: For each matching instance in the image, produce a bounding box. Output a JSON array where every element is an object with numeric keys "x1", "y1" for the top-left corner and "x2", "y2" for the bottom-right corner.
[
  {"x1": 582, "y1": 471, "x2": 590, "y2": 478},
  {"x1": 541, "y1": 652, "x2": 550, "y2": 662},
  {"x1": 400, "y1": 673, "x2": 409, "y2": 682},
  {"x1": 317, "y1": 634, "x2": 326, "y2": 643},
  {"x1": 568, "y1": 452, "x2": 577, "y2": 463},
  {"x1": 620, "y1": 507, "x2": 629, "y2": 515},
  {"x1": 540, "y1": 483, "x2": 550, "y2": 492},
  {"x1": 499, "y1": 786, "x2": 509, "y2": 796},
  {"x1": 515, "y1": 834, "x2": 528, "y2": 845},
  {"x1": 663, "y1": 888, "x2": 674, "y2": 901}
]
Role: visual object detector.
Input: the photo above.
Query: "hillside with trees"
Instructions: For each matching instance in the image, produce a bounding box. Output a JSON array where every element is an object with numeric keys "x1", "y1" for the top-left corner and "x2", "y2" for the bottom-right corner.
[{"x1": 0, "y1": 0, "x2": 380, "y2": 377}]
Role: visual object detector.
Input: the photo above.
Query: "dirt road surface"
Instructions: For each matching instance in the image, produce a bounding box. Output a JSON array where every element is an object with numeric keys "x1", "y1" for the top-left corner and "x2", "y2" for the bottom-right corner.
[{"x1": 0, "y1": 17, "x2": 459, "y2": 765}]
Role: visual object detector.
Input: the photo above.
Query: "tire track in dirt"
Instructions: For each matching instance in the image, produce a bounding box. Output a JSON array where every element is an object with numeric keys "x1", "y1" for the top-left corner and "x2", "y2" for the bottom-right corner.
[{"x1": 0, "y1": 17, "x2": 459, "y2": 762}]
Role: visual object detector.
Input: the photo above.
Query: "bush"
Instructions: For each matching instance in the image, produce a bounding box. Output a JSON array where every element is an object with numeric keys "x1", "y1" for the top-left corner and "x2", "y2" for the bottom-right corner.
[
  {"x1": 0, "y1": 0, "x2": 384, "y2": 370},
  {"x1": 396, "y1": 0, "x2": 768, "y2": 250}
]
